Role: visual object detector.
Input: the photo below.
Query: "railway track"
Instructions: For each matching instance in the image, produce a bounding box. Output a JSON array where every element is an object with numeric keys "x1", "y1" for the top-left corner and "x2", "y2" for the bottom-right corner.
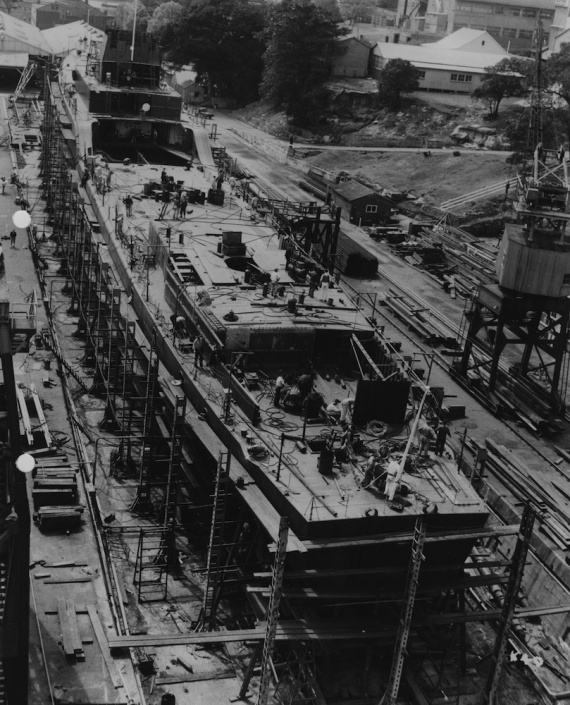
[{"x1": 440, "y1": 177, "x2": 517, "y2": 211}]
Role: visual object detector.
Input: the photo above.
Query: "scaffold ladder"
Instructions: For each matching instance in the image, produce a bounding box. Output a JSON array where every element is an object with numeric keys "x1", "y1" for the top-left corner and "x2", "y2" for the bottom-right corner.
[
  {"x1": 381, "y1": 516, "x2": 427, "y2": 705},
  {"x1": 133, "y1": 526, "x2": 174, "y2": 602},
  {"x1": 258, "y1": 516, "x2": 289, "y2": 705},
  {"x1": 131, "y1": 339, "x2": 159, "y2": 515},
  {"x1": 197, "y1": 451, "x2": 231, "y2": 631},
  {"x1": 162, "y1": 396, "x2": 186, "y2": 525},
  {"x1": 237, "y1": 517, "x2": 289, "y2": 702},
  {"x1": 482, "y1": 503, "x2": 535, "y2": 705}
]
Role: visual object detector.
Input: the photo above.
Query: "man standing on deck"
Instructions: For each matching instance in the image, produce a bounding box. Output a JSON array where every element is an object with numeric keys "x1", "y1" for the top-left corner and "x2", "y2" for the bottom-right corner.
[
  {"x1": 417, "y1": 419, "x2": 436, "y2": 458},
  {"x1": 193, "y1": 334, "x2": 204, "y2": 368},
  {"x1": 9, "y1": 229, "x2": 16, "y2": 248},
  {"x1": 179, "y1": 190, "x2": 188, "y2": 218},
  {"x1": 270, "y1": 268, "x2": 281, "y2": 296},
  {"x1": 1, "y1": 177, "x2": 6, "y2": 194},
  {"x1": 274, "y1": 371, "x2": 286, "y2": 407},
  {"x1": 319, "y1": 270, "x2": 331, "y2": 301},
  {"x1": 123, "y1": 195, "x2": 133, "y2": 217},
  {"x1": 435, "y1": 421, "x2": 451, "y2": 456}
]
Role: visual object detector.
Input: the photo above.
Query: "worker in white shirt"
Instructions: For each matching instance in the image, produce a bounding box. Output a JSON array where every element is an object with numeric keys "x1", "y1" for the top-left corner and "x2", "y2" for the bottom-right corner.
[
  {"x1": 270, "y1": 268, "x2": 281, "y2": 296},
  {"x1": 274, "y1": 371, "x2": 286, "y2": 407},
  {"x1": 339, "y1": 396, "x2": 355, "y2": 425},
  {"x1": 319, "y1": 270, "x2": 331, "y2": 301},
  {"x1": 326, "y1": 399, "x2": 341, "y2": 422}
]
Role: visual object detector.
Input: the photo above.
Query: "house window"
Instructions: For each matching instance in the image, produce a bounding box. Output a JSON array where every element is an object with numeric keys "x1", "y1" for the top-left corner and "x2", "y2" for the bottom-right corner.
[
  {"x1": 502, "y1": 28, "x2": 517, "y2": 37},
  {"x1": 450, "y1": 73, "x2": 473, "y2": 83},
  {"x1": 486, "y1": 26, "x2": 500, "y2": 35},
  {"x1": 522, "y1": 8, "x2": 536, "y2": 17},
  {"x1": 507, "y1": 7, "x2": 521, "y2": 16},
  {"x1": 418, "y1": 70, "x2": 426, "y2": 80},
  {"x1": 493, "y1": 6, "x2": 504, "y2": 13},
  {"x1": 539, "y1": 9, "x2": 553, "y2": 19},
  {"x1": 374, "y1": 56, "x2": 383, "y2": 68},
  {"x1": 518, "y1": 29, "x2": 533, "y2": 39},
  {"x1": 365, "y1": 205, "x2": 378, "y2": 213}
]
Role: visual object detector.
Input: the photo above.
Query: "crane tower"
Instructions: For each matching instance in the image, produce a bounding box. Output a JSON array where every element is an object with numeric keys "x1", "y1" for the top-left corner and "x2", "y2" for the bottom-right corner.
[{"x1": 456, "y1": 25, "x2": 570, "y2": 417}]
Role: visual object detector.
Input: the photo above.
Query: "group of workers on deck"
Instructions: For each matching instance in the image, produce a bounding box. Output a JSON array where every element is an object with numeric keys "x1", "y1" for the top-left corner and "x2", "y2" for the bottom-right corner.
[{"x1": 273, "y1": 370, "x2": 355, "y2": 426}]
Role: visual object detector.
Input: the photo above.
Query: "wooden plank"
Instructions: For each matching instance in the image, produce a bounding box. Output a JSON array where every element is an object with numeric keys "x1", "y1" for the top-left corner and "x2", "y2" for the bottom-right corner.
[
  {"x1": 87, "y1": 605, "x2": 124, "y2": 690},
  {"x1": 30, "y1": 382, "x2": 52, "y2": 447},
  {"x1": 299, "y1": 525, "x2": 518, "y2": 551},
  {"x1": 156, "y1": 669, "x2": 235, "y2": 686},
  {"x1": 16, "y1": 383, "x2": 34, "y2": 446},
  {"x1": 57, "y1": 598, "x2": 77, "y2": 659},
  {"x1": 45, "y1": 576, "x2": 92, "y2": 584},
  {"x1": 109, "y1": 602, "x2": 570, "y2": 651},
  {"x1": 65, "y1": 599, "x2": 84, "y2": 658}
]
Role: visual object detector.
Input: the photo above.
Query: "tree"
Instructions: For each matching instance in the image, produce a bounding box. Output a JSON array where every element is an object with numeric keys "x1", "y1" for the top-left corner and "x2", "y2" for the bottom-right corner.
[
  {"x1": 338, "y1": 0, "x2": 377, "y2": 24},
  {"x1": 259, "y1": 0, "x2": 346, "y2": 124},
  {"x1": 472, "y1": 58, "x2": 528, "y2": 119},
  {"x1": 147, "y1": 2, "x2": 185, "y2": 38},
  {"x1": 114, "y1": 1, "x2": 151, "y2": 31},
  {"x1": 376, "y1": 58, "x2": 419, "y2": 109},
  {"x1": 148, "y1": 0, "x2": 266, "y2": 106},
  {"x1": 544, "y1": 43, "x2": 570, "y2": 144}
]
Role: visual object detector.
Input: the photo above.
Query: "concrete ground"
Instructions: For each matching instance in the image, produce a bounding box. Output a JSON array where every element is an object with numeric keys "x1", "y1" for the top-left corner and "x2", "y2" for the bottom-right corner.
[{"x1": 1, "y1": 94, "x2": 141, "y2": 705}]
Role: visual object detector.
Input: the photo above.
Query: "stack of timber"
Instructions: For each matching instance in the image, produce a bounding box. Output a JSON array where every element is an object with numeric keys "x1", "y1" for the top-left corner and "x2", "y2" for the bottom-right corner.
[
  {"x1": 312, "y1": 230, "x2": 378, "y2": 277},
  {"x1": 460, "y1": 349, "x2": 561, "y2": 434},
  {"x1": 32, "y1": 454, "x2": 85, "y2": 531},
  {"x1": 466, "y1": 437, "x2": 570, "y2": 549},
  {"x1": 383, "y1": 220, "x2": 497, "y2": 299},
  {"x1": 336, "y1": 231, "x2": 379, "y2": 276},
  {"x1": 383, "y1": 288, "x2": 458, "y2": 347},
  {"x1": 57, "y1": 598, "x2": 85, "y2": 662},
  {"x1": 16, "y1": 382, "x2": 52, "y2": 448}
]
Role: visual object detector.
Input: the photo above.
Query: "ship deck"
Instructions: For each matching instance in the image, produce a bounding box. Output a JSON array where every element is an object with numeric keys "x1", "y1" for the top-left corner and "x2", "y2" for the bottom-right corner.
[{"x1": 75, "y1": 149, "x2": 489, "y2": 542}]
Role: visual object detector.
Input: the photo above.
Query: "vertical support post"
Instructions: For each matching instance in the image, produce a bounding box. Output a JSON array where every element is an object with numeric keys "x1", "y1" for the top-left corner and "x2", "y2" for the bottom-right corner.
[
  {"x1": 482, "y1": 504, "x2": 535, "y2": 705},
  {"x1": 257, "y1": 517, "x2": 289, "y2": 705},
  {"x1": 459, "y1": 588, "x2": 467, "y2": 675},
  {"x1": 380, "y1": 516, "x2": 427, "y2": 705}
]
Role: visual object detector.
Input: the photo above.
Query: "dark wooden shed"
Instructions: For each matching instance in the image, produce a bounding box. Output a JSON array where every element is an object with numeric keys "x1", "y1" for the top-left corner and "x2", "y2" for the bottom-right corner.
[{"x1": 331, "y1": 181, "x2": 392, "y2": 226}]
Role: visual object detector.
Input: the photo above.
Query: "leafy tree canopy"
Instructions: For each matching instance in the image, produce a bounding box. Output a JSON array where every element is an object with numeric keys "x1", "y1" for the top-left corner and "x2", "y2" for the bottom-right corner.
[
  {"x1": 544, "y1": 43, "x2": 570, "y2": 106},
  {"x1": 259, "y1": 0, "x2": 347, "y2": 124},
  {"x1": 147, "y1": 2, "x2": 185, "y2": 37},
  {"x1": 148, "y1": 0, "x2": 266, "y2": 106},
  {"x1": 472, "y1": 58, "x2": 528, "y2": 118},
  {"x1": 377, "y1": 58, "x2": 419, "y2": 109},
  {"x1": 114, "y1": 2, "x2": 151, "y2": 31},
  {"x1": 543, "y1": 43, "x2": 570, "y2": 144},
  {"x1": 337, "y1": 0, "x2": 378, "y2": 23}
]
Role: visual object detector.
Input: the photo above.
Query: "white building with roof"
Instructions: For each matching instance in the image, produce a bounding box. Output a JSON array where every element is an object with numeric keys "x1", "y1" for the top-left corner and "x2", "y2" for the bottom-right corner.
[
  {"x1": 0, "y1": 10, "x2": 52, "y2": 78},
  {"x1": 396, "y1": 0, "x2": 555, "y2": 55},
  {"x1": 41, "y1": 20, "x2": 107, "y2": 58},
  {"x1": 371, "y1": 28, "x2": 515, "y2": 92}
]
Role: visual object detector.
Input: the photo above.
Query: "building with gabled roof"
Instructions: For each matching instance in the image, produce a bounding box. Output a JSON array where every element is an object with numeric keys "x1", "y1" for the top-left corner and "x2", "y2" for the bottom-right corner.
[
  {"x1": 34, "y1": 0, "x2": 110, "y2": 31},
  {"x1": 426, "y1": 26, "x2": 505, "y2": 52},
  {"x1": 371, "y1": 29, "x2": 515, "y2": 92},
  {"x1": 396, "y1": 0, "x2": 555, "y2": 56},
  {"x1": 331, "y1": 180, "x2": 392, "y2": 226},
  {"x1": 331, "y1": 35, "x2": 375, "y2": 77},
  {"x1": 0, "y1": 10, "x2": 52, "y2": 55},
  {"x1": 41, "y1": 19, "x2": 106, "y2": 57}
]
